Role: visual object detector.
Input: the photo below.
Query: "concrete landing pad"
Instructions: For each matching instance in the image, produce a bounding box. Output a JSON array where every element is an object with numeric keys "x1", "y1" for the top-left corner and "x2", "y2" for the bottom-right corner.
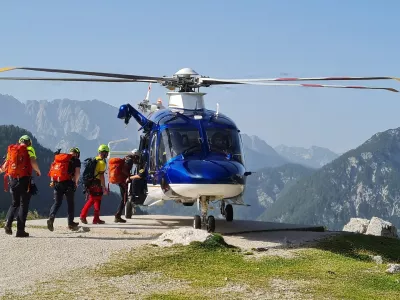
[{"x1": 26, "y1": 214, "x2": 325, "y2": 235}]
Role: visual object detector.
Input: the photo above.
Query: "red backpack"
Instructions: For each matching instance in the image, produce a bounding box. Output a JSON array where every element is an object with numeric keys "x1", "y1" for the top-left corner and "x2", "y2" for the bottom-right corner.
[
  {"x1": 5, "y1": 143, "x2": 32, "y2": 178},
  {"x1": 108, "y1": 157, "x2": 128, "y2": 184},
  {"x1": 48, "y1": 153, "x2": 73, "y2": 182}
]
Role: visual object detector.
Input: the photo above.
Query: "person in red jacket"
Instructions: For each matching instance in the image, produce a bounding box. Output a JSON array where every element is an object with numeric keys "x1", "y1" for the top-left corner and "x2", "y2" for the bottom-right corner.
[{"x1": 80, "y1": 144, "x2": 109, "y2": 224}]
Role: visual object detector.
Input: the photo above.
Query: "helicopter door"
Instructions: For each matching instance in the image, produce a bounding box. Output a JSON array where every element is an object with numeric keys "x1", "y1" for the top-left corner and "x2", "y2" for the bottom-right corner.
[{"x1": 139, "y1": 135, "x2": 146, "y2": 152}]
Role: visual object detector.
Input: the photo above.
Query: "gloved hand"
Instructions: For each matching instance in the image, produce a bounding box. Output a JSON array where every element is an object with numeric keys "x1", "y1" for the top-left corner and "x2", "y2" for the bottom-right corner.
[{"x1": 103, "y1": 186, "x2": 109, "y2": 195}]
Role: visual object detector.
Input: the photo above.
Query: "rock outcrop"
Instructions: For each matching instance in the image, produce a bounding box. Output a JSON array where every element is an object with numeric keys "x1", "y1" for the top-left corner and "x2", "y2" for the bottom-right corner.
[
  {"x1": 343, "y1": 217, "x2": 398, "y2": 238},
  {"x1": 342, "y1": 218, "x2": 370, "y2": 234}
]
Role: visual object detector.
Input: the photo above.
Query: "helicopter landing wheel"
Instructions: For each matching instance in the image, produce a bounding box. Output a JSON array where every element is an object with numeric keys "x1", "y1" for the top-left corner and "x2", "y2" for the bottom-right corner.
[
  {"x1": 193, "y1": 215, "x2": 201, "y2": 229},
  {"x1": 220, "y1": 200, "x2": 226, "y2": 216},
  {"x1": 207, "y1": 216, "x2": 215, "y2": 233},
  {"x1": 225, "y1": 204, "x2": 233, "y2": 222},
  {"x1": 125, "y1": 201, "x2": 133, "y2": 219},
  {"x1": 196, "y1": 196, "x2": 216, "y2": 232}
]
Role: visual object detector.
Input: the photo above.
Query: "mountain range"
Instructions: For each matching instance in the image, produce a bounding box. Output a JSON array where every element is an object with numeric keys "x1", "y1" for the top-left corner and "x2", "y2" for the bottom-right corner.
[
  {"x1": 261, "y1": 127, "x2": 400, "y2": 230},
  {"x1": 0, "y1": 94, "x2": 137, "y2": 160}
]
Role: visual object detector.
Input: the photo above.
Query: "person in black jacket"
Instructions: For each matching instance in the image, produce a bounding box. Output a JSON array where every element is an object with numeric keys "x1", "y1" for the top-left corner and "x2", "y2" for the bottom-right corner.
[{"x1": 47, "y1": 147, "x2": 81, "y2": 231}]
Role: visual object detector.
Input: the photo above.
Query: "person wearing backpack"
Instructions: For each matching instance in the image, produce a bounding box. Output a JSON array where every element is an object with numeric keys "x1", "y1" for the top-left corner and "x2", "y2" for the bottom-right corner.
[
  {"x1": 79, "y1": 144, "x2": 109, "y2": 224},
  {"x1": 46, "y1": 147, "x2": 81, "y2": 231},
  {"x1": 0, "y1": 135, "x2": 41, "y2": 237},
  {"x1": 113, "y1": 149, "x2": 139, "y2": 223}
]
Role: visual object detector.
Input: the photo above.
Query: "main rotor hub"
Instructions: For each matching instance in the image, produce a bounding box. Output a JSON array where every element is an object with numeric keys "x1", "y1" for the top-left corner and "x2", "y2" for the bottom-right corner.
[
  {"x1": 174, "y1": 68, "x2": 199, "y2": 78},
  {"x1": 162, "y1": 67, "x2": 204, "y2": 92}
]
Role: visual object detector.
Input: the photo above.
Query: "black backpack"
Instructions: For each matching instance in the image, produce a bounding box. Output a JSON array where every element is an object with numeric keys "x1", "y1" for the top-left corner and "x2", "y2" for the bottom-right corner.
[{"x1": 81, "y1": 157, "x2": 99, "y2": 190}]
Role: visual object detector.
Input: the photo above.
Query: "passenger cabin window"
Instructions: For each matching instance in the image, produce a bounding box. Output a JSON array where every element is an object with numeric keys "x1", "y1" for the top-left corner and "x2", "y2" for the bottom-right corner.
[
  {"x1": 160, "y1": 127, "x2": 202, "y2": 160},
  {"x1": 149, "y1": 132, "x2": 157, "y2": 171},
  {"x1": 139, "y1": 134, "x2": 149, "y2": 152},
  {"x1": 158, "y1": 132, "x2": 167, "y2": 166}
]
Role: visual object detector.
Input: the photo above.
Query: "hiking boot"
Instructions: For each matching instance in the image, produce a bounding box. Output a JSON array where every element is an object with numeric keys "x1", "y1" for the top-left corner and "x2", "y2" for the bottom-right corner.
[
  {"x1": 80, "y1": 217, "x2": 88, "y2": 224},
  {"x1": 93, "y1": 219, "x2": 105, "y2": 224},
  {"x1": 4, "y1": 225, "x2": 12, "y2": 235},
  {"x1": 114, "y1": 216, "x2": 127, "y2": 223},
  {"x1": 16, "y1": 231, "x2": 29, "y2": 238},
  {"x1": 68, "y1": 221, "x2": 79, "y2": 230},
  {"x1": 47, "y1": 218, "x2": 54, "y2": 232}
]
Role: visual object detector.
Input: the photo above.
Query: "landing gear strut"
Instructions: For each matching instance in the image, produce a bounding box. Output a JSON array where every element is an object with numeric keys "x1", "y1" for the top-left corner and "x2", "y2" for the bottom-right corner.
[
  {"x1": 193, "y1": 196, "x2": 215, "y2": 232},
  {"x1": 220, "y1": 200, "x2": 233, "y2": 222},
  {"x1": 125, "y1": 200, "x2": 136, "y2": 219}
]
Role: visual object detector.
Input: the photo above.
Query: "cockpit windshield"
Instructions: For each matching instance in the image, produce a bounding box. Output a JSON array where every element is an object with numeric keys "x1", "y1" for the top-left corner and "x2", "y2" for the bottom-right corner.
[
  {"x1": 205, "y1": 127, "x2": 244, "y2": 164},
  {"x1": 159, "y1": 127, "x2": 202, "y2": 162}
]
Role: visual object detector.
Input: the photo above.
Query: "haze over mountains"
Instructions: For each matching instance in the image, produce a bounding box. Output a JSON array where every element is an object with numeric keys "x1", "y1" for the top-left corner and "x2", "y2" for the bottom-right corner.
[
  {"x1": 0, "y1": 93, "x2": 338, "y2": 171},
  {"x1": 0, "y1": 94, "x2": 137, "y2": 160},
  {"x1": 4, "y1": 93, "x2": 400, "y2": 232},
  {"x1": 274, "y1": 145, "x2": 339, "y2": 169}
]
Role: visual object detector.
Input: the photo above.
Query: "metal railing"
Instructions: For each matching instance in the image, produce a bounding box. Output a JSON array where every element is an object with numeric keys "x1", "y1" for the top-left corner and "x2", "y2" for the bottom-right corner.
[{"x1": 107, "y1": 138, "x2": 133, "y2": 158}]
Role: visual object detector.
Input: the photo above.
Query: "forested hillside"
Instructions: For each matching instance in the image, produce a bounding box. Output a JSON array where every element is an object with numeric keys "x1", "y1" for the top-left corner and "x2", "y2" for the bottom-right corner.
[{"x1": 0, "y1": 125, "x2": 132, "y2": 218}]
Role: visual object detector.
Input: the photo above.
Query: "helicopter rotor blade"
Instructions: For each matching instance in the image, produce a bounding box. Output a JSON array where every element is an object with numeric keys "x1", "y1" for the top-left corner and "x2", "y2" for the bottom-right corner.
[
  {"x1": 201, "y1": 76, "x2": 400, "y2": 83},
  {"x1": 0, "y1": 77, "x2": 157, "y2": 82},
  {"x1": 205, "y1": 80, "x2": 398, "y2": 92},
  {"x1": 0, "y1": 67, "x2": 171, "y2": 82}
]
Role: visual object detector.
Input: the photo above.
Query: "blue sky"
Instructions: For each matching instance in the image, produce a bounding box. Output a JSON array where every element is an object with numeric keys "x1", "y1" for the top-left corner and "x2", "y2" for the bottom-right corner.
[{"x1": 1, "y1": 0, "x2": 399, "y2": 153}]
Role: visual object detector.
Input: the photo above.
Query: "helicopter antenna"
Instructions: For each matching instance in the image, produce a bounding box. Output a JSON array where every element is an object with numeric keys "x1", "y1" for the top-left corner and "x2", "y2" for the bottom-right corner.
[{"x1": 138, "y1": 83, "x2": 152, "y2": 113}]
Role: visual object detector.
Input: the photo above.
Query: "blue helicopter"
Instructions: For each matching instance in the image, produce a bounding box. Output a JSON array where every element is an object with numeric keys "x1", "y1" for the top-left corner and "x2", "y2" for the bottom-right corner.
[
  {"x1": 0, "y1": 66, "x2": 398, "y2": 232},
  {"x1": 117, "y1": 87, "x2": 250, "y2": 232}
]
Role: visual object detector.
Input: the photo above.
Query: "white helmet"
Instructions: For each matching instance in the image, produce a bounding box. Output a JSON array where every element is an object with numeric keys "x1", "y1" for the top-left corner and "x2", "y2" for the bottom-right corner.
[{"x1": 131, "y1": 149, "x2": 139, "y2": 156}]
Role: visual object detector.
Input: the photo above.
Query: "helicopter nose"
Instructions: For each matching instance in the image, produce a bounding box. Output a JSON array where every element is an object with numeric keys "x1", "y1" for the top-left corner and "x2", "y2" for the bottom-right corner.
[{"x1": 166, "y1": 159, "x2": 246, "y2": 184}]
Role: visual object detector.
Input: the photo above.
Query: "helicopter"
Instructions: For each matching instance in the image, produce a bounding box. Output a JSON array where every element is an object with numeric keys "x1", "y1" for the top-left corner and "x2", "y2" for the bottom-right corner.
[{"x1": 0, "y1": 66, "x2": 399, "y2": 232}]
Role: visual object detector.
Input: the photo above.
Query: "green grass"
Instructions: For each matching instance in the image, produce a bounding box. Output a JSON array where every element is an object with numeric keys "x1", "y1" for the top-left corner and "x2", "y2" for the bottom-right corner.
[
  {"x1": 0, "y1": 209, "x2": 45, "y2": 228},
  {"x1": 2, "y1": 232, "x2": 400, "y2": 299},
  {"x1": 315, "y1": 232, "x2": 400, "y2": 262},
  {"x1": 94, "y1": 233, "x2": 400, "y2": 300}
]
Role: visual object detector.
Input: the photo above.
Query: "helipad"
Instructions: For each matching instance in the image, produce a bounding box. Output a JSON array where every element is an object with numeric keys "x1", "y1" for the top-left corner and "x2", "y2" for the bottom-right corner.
[{"x1": 26, "y1": 214, "x2": 325, "y2": 235}]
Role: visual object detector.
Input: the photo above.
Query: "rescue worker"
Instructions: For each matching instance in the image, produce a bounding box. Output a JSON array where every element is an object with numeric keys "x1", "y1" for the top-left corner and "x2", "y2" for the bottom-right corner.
[
  {"x1": 114, "y1": 149, "x2": 140, "y2": 223},
  {"x1": 79, "y1": 144, "x2": 109, "y2": 224},
  {"x1": 156, "y1": 98, "x2": 165, "y2": 110},
  {"x1": 126, "y1": 149, "x2": 146, "y2": 205},
  {"x1": 47, "y1": 147, "x2": 81, "y2": 231},
  {"x1": 0, "y1": 135, "x2": 41, "y2": 237}
]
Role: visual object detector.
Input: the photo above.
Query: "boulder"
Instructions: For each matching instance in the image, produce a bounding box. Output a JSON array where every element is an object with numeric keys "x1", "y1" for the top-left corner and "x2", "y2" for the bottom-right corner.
[
  {"x1": 152, "y1": 227, "x2": 212, "y2": 247},
  {"x1": 365, "y1": 217, "x2": 398, "y2": 238},
  {"x1": 370, "y1": 255, "x2": 383, "y2": 264},
  {"x1": 386, "y1": 264, "x2": 400, "y2": 274},
  {"x1": 342, "y1": 218, "x2": 370, "y2": 234}
]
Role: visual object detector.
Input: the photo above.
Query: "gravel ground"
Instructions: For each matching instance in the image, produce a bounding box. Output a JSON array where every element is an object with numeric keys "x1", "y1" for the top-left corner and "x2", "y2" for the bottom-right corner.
[
  {"x1": 0, "y1": 226, "x2": 159, "y2": 297},
  {"x1": 0, "y1": 223, "x2": 336, "y2": 298}
]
